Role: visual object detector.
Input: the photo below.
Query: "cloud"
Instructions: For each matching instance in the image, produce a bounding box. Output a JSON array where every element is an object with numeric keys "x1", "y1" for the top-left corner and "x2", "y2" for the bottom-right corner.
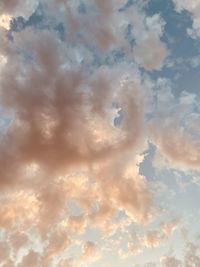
[
  {"x1": 81, "y1": 241, "x2": 101, "y2": 263},
  {"x1": 160, "y1": 255, "x2": 182, "y2": 267},
  {"x1": 131, "y1": 13, "x2": 168, "y2": 70},
  {"x1": 0, "y1": 2, "x2": 155, "y2": 263},
  {"x1": 64, "y1": 215, "x2": 86, "y2": 234},
  {"x1": 44, "y1": 0, "x2": 126, "y2": 51},
  {"x1": 160, "y1": 239, "x2": 200, "y2": 267},
  {"x1": 0, "y1": 242, "x2": 9, "y2": 263},
  {"x1": 40, "y1": 1, "x2": 168, "y2": 70},
  {"x1": 19, "y1": 250, "x2": 40, "y2": 267},
  {"x1": 142, "y1": 230, "x2": 163, "y2": 248},
  {"x1": 8, "y1": 230, "x2": 28, "y2": 252},
  {"x1": 141, "y1": 219, "x2": 179, "y2": 248},
  {"x1": 173, "y1": 0, "x2": 200, "y2": 38},
  {"x1": 0, "y1": 0, "x2": 197, "y2": 266},
  {"x1": 57, "y1": 258, "x2": 73, "y2": 267},
  {"x1": 149, "y1": 85, "x2": 200, "y2": 172},
  {"x1": 44, "y1": 228, "x2": 70, "y2": 260},
  {"x1": 0, "y1": 29, "x2": 144, "y2": 184},
  {"x1": 0, "y1": 14, "x2": 12, "y2": 30},
  {"x1": 161, "y1": 218, "x2": 179, "y2": 237},
  {"x1": 0, "y1": 191, "x2": 39, "y2": 228},
  {"x1": 118, "y1": 218, "x2": 179, "y2": 258},
  {"x1": 0, "y1": 0, "x2": 38, "y2": 19},
  {"x1": 150, "y1": 122, "x2": 200, "y2": 171}
]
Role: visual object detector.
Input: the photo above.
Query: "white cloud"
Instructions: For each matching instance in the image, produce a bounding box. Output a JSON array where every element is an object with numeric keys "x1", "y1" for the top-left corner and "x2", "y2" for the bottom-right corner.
[
  {"x1": 131, "y1": 12, "x2": 168, "y2": 70},
  {"x1": 81, "y1": 241, "x2": 101, "y2": 263},
  {"x1": 173, "y1": 0, "x2": 200, "y2": 38},
  {"x1": 0, "y1": 0, "x2": 38, "y2": 19},
  {"x1": 0, "y1": 0, "x2": 198, "y2": 266},
  {"x1": 149, "y1": 85, "x2": 200, "y2": 172}
]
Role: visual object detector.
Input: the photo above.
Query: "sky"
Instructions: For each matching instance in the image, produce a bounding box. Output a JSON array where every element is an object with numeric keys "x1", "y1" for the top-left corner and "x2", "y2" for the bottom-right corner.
[{"x1": 0, "y1": 0, "x2": 200, "y2": 267}]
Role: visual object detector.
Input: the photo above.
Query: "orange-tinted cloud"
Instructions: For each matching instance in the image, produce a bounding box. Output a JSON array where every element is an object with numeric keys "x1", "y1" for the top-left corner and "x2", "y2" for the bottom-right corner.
[{"x1": 0, "y1": 20, "x2": 153, "y2": 265}]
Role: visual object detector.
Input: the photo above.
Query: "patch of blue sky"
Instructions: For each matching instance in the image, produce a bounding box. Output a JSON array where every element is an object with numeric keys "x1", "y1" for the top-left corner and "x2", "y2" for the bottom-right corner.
[
  {"x1": 145, "y1": 0, "x2": 200, "y2": 96},
  {"x1": 0, "y1": 108, "x2": 13, "y2": 136},
  {"x1": 6, "y1": 0, "x2": 145, "y2": 74},
  {"x1": 139, "y1": 143, "x2": 156, "y2": 181},
  {"x1": 145, "y1": 0, "x2": 195, "y2": 58},
  {"x1": 139, "y1": 142, "x2": 200, "y2": 240},
  {"x1": 67, "y1": 199, "x2": 84, "y2": 217},
  {"x1": 150, "y1": 167, "x2": 200, "y2": 226},
  {"x1": 9, "y1": 4, "x2": 66, "y2": 41},
  {"x1": 10, "y1": 4, "x2": 42, "y2": 32},
  {"x1": 173, "y1": 65, "x2": 200, "y2": 95}
]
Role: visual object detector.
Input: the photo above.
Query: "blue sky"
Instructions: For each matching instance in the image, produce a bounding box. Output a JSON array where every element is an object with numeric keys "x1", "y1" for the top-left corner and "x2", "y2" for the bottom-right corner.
[{"x1": 0, "y1": 1, "x2": 200, "y2": 267}]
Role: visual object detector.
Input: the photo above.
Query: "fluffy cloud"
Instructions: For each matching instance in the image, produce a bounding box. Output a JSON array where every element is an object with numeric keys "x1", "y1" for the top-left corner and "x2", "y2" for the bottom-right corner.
[
  {"x1": 0, "y1": 1, "x2": 155, "y2": 264},
  {"x1": 131, "y1": 12, "x2": 168, "y2": 70},
  {"x1": 173, "y1": 0, "x2": 200, "y2": 38},
  {"x1": 40, "y1": 0, "x2": 168, "y2": 69},
  {"x1": 0, "y1": 0, "x2": 198, "y2": 266},
  {"x1": 160, "y1": 239, "x2": 200, "y2": 267},
  {"x1": 150, "y1": 122, "x2": 200, "y2": 171},
  {"x1": 0, "y1": 14, "x2": 12, "y2": 30},
  {"x1": 117, "y1": 218, "x2": 179, "y2": 259},
  {"x1": 0, "y1": 0, "x2": 38, "y2": 18},
  {"x1": 0, "y1": 29, "x2": 146, "y2": 184},
  {"x1": 19, "y1": 250, "x2": 40, "y2": 267},
  {"x1": 0, "y1": 242, "x2": 9, "y2": 263},
  {"x1": 149, "y1": 83, "x2": 200, "y2": 172},
  {"x1": 160, "y1": 255, "x2": 182, "y2": 267},
  {"x1": 142, "y1": 219, "x2": 179, "y2": 249},
  {"x1": 81, "y1": 241, "x2": 101, "y2": 263}
]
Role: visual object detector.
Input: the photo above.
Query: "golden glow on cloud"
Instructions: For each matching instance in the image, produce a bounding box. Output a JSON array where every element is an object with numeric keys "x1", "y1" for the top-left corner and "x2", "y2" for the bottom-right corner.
[
  {"x1": 0, "y1": 0, "x2": 199, "y2": 266},
  {"x1": 0, "y1": 14, "x2": 12, "y2": 30}
]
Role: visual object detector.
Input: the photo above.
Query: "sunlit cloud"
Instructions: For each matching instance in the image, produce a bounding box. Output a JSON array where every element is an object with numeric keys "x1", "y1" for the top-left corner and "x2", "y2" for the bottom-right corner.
[
  {"x1": 0, "y1": 0, "x2": 199, "y2": 266},
  {"x1": 0, "y1": 14, "x2": 12, "y2": 30}
]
